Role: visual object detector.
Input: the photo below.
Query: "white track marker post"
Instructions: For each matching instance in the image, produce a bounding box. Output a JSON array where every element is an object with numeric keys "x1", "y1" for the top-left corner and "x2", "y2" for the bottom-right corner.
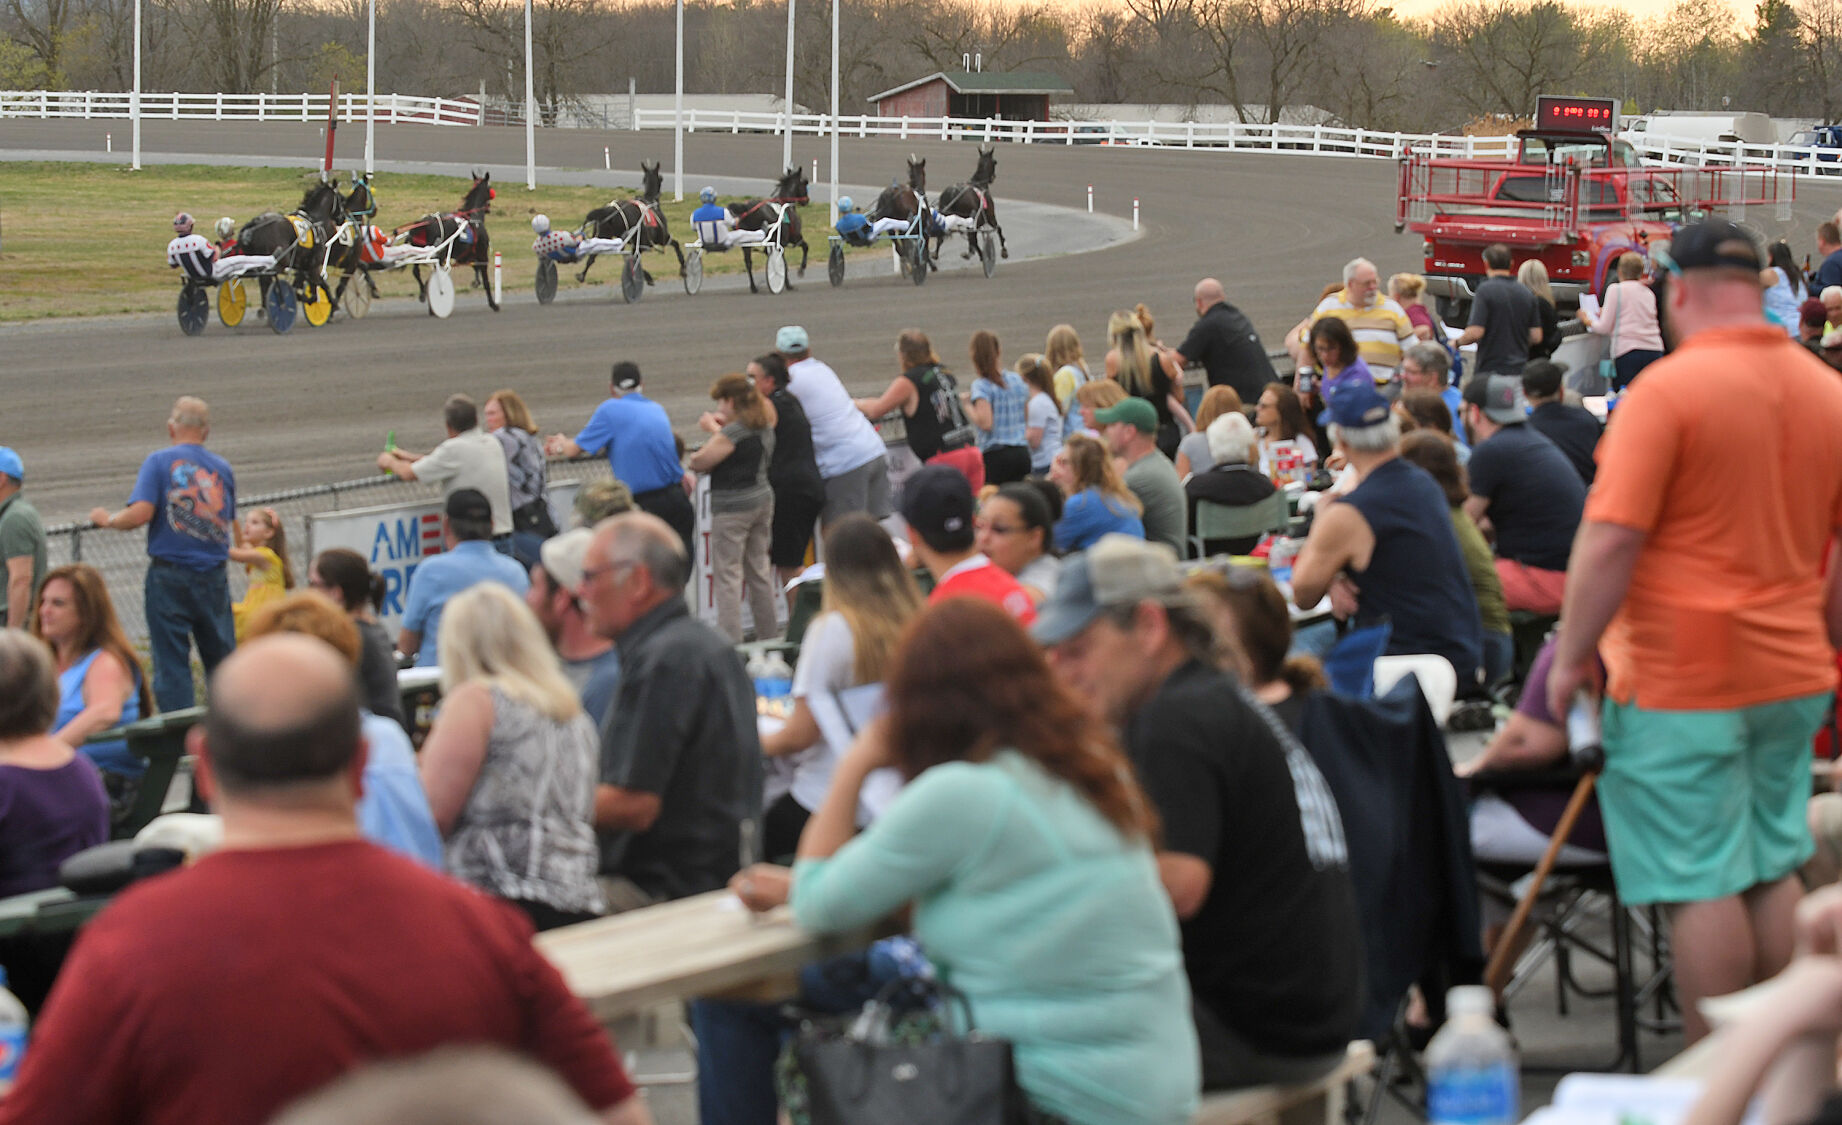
[
  {"x1": 106, "y1": 133, "x2": 111, "y2": 152},
  {"x1": 828, "y1": 0, "x2": 838, "y2": 227},
  {"x1": 782, "y1": 0, "x2": 796, "y2": 172},
  {"x1": 604, "y1": 146, "x2": 610, "y2": 170},
  {"x1": 493, "y1": 251, "x2": 503, "y2": 304},
  {"x1": 1087, "y1": 184, "x2": 1092, "y2": 212},
  {"x1": 812, "y1": 157, "x2": 818, "y2": 187},
  {"x1": 673, "y1": 0, "x2": 684, "y2": 201},
  {"x1": 364, "y1": 0, "x2": 375, "y2": 175},
  {"x1": 1133, "y1": 197, "x2": 1140, "y2": 230},
  {"x1": 523, "y1": 0, "x2": 536, "y2": 190},
  {"x1": 130, "y1": 0, "x2": 140, "y2": 170}
]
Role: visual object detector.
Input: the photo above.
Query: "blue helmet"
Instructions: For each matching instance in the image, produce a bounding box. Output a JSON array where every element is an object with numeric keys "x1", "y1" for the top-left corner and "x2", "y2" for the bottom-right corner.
[
  {"x1": 838, "y1": 196, "x2": 855, "y2": 214},
  {"x1": 699, "y1": 186, "x2": 716, "y2": 204}
]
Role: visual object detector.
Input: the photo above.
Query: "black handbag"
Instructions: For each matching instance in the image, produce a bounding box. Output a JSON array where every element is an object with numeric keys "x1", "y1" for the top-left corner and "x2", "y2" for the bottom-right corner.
[{"x1": 794, "y1": 977, "x2": 1031, "y2": 1125}]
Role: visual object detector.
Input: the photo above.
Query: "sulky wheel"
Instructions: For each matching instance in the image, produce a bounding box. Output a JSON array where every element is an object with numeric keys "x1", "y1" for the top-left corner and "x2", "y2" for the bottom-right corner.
[
  {"x1": 299, "y1": 278, "x2": 334, "y2": 327},
  {"x1": 684, "y1": 248, "x2": 704, "y2": 296},
  {"x1": 535, "y1": 259, "x2": 558, "y2": 305},
  {"x1": 980, "y1": 230, "x2": 997, "y2": 279},
  {"x1": 341, "y1": 273, "x2": 372, "y2": 319},
  {"x1": 828, "y1": 242, "x2": 845, "y2": 288},
  {"x1": 765, "y1": 245, "x2": 787, "y2": 294},
  {"x1": 177, "y1": 283, "x2": 210, "y2": 336},
  {"x1": 265, "y1": 279, "x2": 298, "y2": 334},
  {"x1": 426, "y1": 265, "x2": 456, "y2": 319},
  {"x1": 620, "y1": 253, "x2": 644, "y2": 304},
  {"x1": 217, "y1": 279, "x2": 247, "y2": 327},
  {"x1": 910, "y1": 238, "x2": 929, "y2": 287}
]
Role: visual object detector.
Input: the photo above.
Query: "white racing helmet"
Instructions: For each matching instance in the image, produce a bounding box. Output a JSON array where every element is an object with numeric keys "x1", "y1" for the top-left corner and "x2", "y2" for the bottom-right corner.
[
  {"x1": 532, "y1": 214, "x2": 551, "y2": 235},
  {"x1": 214, "y1": 217, "x2": 235, "y2": 240}
]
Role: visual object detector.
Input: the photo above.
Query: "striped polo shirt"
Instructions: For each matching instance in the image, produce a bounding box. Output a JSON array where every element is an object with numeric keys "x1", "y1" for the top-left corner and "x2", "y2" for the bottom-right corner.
[{"x1": 1309, "y1": 291, "x2": 1416, "y2": 383}]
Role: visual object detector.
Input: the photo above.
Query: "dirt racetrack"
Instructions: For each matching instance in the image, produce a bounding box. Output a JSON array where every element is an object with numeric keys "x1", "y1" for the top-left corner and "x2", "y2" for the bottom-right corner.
[{"x1": 5, "y1": 118, "x2": 1840, "y2": 524}]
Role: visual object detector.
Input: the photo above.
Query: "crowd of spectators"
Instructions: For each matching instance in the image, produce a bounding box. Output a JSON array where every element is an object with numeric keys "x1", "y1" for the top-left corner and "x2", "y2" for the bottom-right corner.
[{"x1": 10, "y1": 216, "x2": 1842, "y2": 1124}]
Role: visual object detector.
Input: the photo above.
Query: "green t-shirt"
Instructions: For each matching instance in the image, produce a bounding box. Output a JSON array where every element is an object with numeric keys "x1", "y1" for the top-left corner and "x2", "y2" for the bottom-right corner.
[
  {"x1": 1450, "y1": 506, "x2": 1510, "y2": 635},
  {"x1": 0, "y1": 493, "x2": 47, "y2": 625},
  {"x1": 1124, "y1": 450, "x2": 1189, "y2": 556}
]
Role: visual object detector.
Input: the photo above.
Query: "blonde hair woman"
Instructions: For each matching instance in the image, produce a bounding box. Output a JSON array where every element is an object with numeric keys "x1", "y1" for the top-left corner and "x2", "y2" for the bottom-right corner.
[
  {"x1": 1105, "y1": 307, "x2": 1194, "y2": 457},
  {"x1": 1516, "y1": 259, "x2": 1562, "y2": 360},
  {"x1": 1072, "y1": 377, "x2": 1127, "y2": 435},
  {"x1": 1045, "y1": 323, "x2": 1091, "y2": 436},
  {"x1": 1016, "y1": 352, "x2": 1063, "y2": 475},
  {"x1": 1175, "y1": 384, "x2": 1246, "y2": 478},
  {"x1": 689, "y1": 372, "x2": 780, "y2": 643},
  {"x1": 419, "y1": 583, "x2": 604, "y2": 930},
  {"x1": 484, "y1": 388, "x2": 553, "y2": 565},
  {"x1": 1048, "y1": 432, "x2": 1144, "y2": 552},
  {"x1": 1389, "y1": 272, "x2": 1439, "y2": 342},
  {"x1": 758, "y1": 515, "x2": 923, "y2": 857}
]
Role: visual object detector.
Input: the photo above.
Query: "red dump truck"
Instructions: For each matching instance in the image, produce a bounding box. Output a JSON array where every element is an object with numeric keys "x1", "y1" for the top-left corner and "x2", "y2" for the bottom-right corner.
[{"x1": 1396, "y1": 95, "x2": 1792, "y2": 324}]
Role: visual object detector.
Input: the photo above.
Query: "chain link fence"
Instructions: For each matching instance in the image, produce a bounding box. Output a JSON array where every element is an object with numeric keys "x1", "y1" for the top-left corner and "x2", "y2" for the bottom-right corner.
[{"x1": 44, "y1": 459, "x2": 615, "y2": 648}]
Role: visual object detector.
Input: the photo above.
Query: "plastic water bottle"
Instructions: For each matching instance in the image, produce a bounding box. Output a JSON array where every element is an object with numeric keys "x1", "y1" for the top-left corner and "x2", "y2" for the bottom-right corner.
[
  {"x1": 0, "y1": 965, "x2": 28, "y2": 1096},
  {"x1": 745, "y1": 649, "x2": 773, "y2": 698},
  {"x1": 1267, "y1": 536, "x2": 1300, "y2": 583},
  {"x1": 758, "y1": 651, "x2": 794, "y2": 703},
  {"x1": 1426, "y1": 986, "x2": 1518, "y2": 1125}
]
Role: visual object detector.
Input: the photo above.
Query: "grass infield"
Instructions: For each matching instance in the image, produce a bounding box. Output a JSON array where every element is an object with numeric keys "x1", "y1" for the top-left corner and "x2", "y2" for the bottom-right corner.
[{"x1": 0, "y1": 161, "x2": 890, "y2": 322}]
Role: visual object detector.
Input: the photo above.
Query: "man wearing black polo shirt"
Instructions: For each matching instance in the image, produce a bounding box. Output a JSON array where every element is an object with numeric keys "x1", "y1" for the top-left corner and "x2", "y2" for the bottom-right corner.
[
  {"x1": 1462, "y1": 374, "x2": 1586, "y2": 615},
  {"x1": 1038, "y1": 535, "x2": 1362, "y2": 1089},
  {"x1": 1176, "y1": 277, "x2": 1279, "y2": 403},
  {"x1": 1457, "y1": 244, "x2": 1543, "y2": 375},
  {"x1": 1520, "y1": 359, "x2": 1601, "y2": 486}
]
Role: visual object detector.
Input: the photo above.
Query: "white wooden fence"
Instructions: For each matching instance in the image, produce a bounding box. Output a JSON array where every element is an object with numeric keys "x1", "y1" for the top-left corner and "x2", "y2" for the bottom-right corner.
[
  {"x1": 0, "y1": 89, "x2": 481, "y2": 125},
  {"x1": 7, "y1": 90, "x2": 1842, "y2": 177}
]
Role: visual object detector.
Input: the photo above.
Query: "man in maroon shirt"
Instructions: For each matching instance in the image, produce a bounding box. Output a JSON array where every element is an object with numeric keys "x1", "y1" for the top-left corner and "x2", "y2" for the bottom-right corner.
[{"x1": 0, "y1": 634, "x2": 649, "y2": 1125}]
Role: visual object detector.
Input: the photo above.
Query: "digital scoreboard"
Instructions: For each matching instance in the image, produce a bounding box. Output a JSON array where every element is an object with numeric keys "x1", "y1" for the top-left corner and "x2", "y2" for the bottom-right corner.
[{"x1": 1535, "y1": 95, "x2": 1621, "y2": 134}]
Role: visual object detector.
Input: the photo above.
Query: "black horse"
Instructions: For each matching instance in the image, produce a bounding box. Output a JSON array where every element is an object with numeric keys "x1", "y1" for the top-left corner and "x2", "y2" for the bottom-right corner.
[
  {"x1": 868, "y1": 154, "x2": 927, "y2": 225},
  {"x1": 233, "y1": 179, "x2": 346, "y2": 311},
  {"x1": 931, "y1": 144, "x2": 1008, "y2": 265},
  {"x1": 582, "y1": 160, "x2": 684, "y2": 285},
  {"x1": 328, "y1": 173, "x2": 379, "y2": 308},
  {"x1": 400, "y1": 170, "x2": 498, "y2": 312},
  {"x1": 727, "y1": 167, "x2": 810, "y2": 294}
]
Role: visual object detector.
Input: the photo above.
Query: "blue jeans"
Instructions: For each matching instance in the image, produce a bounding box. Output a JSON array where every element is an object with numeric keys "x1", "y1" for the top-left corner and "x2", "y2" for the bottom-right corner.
[
  {"x1": 145, "y1": 561, "x2": 235, "y2": 713},
  {"x1": 692, "y1": 941, "x2": 926, "y2": 1125},
  {"x1": 1483, "y1": 629, "x2": 1514, "y2": 688}
]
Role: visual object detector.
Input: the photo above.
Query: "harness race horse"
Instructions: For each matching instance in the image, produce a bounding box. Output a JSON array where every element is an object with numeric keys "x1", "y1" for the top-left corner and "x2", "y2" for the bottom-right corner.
[
  {"x1": 727, "y1": 167, "x2": 810, "y2": 294},
  {"x1": 931, "y1": 144, "x2": 1008, "y2": 267},
  {"x1": 868, "y1": 154, "x2": 927, "y2": 226},
  {"x1": 327, "y1": 173, "x2": 380, "y2": 315},
  {"x1": 398, "y1": 171, "x2": 499, "y2": 313},
  {"x1": 581, "y1": 160, "x2": 685, "y2": 285},
  {"x1": 232, "y1": 179, "x2": 346, "y2": 318}
]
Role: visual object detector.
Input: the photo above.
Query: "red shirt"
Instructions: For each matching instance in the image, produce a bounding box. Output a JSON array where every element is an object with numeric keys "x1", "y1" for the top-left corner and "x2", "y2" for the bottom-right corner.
[
  {"x1": 0, "y1": 840, "x2": 633, "y2": 1125},
  {"x1": 929, "y1": 557, "x2": 1038, "y2": 624}
]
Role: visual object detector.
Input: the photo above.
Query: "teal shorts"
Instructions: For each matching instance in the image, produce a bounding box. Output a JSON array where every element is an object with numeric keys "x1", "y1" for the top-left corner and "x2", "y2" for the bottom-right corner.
[{"x1": 1598, "y1": 692, "x2": 1828, "y2": 907}]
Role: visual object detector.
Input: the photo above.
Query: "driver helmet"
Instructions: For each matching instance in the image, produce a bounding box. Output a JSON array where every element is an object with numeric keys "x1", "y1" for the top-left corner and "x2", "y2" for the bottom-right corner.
[
  {"x1": 214, "y1": 217, "x2": 235, "y2": 240},
  {"x1": 172, "y1": 212, "x2": 195, "y2": 235},
  {"x1": 838, "y1": 196, "x2": 855, "y2": 214},
  {"x1": 699, "y1": 186, "x2": 716, "y2": 204},
  {"x1": 532, "y1": 214, "x2": 551, "y2": 235}
]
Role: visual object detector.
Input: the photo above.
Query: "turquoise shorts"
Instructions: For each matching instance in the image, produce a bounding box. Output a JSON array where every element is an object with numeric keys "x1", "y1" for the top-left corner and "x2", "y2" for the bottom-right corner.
[{"x1": 1598, "y1": 692, "x2": 1828, "y2": 907}]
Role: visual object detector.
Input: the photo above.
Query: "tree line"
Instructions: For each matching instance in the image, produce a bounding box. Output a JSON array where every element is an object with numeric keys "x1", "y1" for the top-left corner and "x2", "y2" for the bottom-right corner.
[{"x1": 7, "y1": 0, "x2": 1842, "y2": 132}]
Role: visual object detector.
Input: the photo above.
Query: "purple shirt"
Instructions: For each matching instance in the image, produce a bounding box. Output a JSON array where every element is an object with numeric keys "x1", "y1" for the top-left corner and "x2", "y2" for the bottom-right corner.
[
  {"x1": 0, "y1": 757, "x2": 110, "y2": 897},
  {"x1": 1505, "y1": 640, "x2": 1607, "y2": 853}
]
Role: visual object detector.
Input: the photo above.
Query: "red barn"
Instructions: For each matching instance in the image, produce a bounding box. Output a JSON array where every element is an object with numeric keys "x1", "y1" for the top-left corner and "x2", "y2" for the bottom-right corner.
[{"x1": 868, "y1": 70, "x2": 1072, "y2": 122}]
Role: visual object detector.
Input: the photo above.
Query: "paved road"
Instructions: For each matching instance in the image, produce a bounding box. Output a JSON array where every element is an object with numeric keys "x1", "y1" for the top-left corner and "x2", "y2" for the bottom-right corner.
[{"x1": 6, "y1": 118, "x2": 1840, "y2": 522}]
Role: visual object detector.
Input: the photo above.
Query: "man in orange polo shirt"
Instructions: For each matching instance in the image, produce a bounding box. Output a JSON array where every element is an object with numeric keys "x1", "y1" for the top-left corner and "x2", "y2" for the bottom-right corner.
[{"x1": 1549, "y1": 221, "x2": 1842, "y2": 1042}]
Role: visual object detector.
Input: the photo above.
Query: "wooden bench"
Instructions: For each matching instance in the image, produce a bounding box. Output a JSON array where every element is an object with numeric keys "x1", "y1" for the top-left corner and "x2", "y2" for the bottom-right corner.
[{"x1": 1193, "y1": 1040, "x2": 1375, "y2": 1125}]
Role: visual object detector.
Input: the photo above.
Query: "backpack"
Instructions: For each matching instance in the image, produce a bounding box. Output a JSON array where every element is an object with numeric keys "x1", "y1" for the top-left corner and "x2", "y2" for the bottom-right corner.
[{"x1": 917, "y1": 365, "x2": 980, "y2": 452}]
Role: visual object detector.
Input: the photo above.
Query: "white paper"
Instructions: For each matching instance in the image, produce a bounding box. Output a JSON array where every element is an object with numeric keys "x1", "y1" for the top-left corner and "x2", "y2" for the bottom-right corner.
[{"x1": 1579, "y1": 293, "x2": 1602, "y2": 319}]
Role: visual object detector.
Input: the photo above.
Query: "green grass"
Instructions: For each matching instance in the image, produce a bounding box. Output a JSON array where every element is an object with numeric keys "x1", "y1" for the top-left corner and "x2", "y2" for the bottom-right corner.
[{"x1": 0, "y1": 162, "x2": 885, "y2": 321}]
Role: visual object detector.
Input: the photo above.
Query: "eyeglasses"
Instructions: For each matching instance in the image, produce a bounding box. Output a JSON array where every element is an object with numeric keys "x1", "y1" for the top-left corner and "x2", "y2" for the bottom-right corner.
[{"x1": 579, "y1": 559, "x2": 639, "y2": 587}]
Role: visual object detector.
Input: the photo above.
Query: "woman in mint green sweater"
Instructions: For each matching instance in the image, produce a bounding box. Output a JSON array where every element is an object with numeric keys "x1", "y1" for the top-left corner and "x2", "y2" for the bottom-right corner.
[{"x1": 786, "y1": 598, "x2": 1200, "y2": 1125}]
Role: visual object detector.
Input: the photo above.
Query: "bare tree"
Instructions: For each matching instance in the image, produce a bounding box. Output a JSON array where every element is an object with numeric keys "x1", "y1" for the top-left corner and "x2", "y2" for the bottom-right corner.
[
  {"x1": 4, "y1": 0, "x2": 75, "y2": 82},
  {"x1": 1425, "y1": 0, "x2": 1587, "y2": 117},
  {"x1": 1797, "y1": 0, "x2": 1842, "y2": 120}
]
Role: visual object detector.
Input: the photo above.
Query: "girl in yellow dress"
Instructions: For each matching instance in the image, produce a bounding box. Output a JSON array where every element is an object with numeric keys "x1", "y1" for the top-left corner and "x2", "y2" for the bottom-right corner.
[{"x1": 230, "y1": 507, "x2": 295, "y2": 639}]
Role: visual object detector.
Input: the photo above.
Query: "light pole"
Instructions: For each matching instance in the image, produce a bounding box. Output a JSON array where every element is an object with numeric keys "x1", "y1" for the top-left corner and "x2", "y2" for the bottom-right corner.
[
  {"x1": 364, "y1": 0, "x2": 375, "y2": 175},
  {"x1": 130, "y1": 0, "x2": 141, "y2": 170},
  {"x1": 523, "y1": 0, "x2": 536, "y2": 189},
  {"x1": 828, "y1": 0, "x2": 837, "y2": 225},
  {"x1": 673, "y1": 0, "x2": 684, "y2": 201},
  {"x1": 782, "y1": 0, "x2": 795, "y2": 171}
]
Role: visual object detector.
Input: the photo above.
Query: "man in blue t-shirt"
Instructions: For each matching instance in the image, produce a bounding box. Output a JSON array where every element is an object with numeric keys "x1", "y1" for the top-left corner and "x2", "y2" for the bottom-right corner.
[
  {"x1": 546, "y1": 362, "x2": 694, "y2": 568},
  {"x1": 399, "y1": 489, "x2": 530, "y2": 669},
  {"x1": 90, "y1": 395, "x2": 238, "y2": 712},
  {"x1": 1815, "y1": 221, "x2": 1842, "y2": 292},
  {"x1": 834, "y1": 196, "x2": 873, "y2": 247}
]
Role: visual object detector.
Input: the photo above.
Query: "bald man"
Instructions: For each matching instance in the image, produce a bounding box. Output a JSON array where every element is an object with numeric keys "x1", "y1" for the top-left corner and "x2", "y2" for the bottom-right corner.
[
  {"x1": 1176, "y1": 277, "x2": 1279, "y2": 403},
  {"x1": 89, "y1": 394, "x2": 238, "y2": 713},
  {"x1": 0, "y1": 634, "x2": 651, "y2": 1125},
  {"x1": 579, "y1": 513, "x2": 762, "y2": 908}
]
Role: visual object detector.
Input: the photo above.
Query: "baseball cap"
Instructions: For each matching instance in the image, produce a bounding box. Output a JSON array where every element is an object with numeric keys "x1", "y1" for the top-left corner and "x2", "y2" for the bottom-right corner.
[
  {"x1": 776, "y1": 325, "x2": 810, "y2": 353},
  {"x1": 1664, "y1": 220, "x2": 1761, "y2": 273},
  {"x1": 898, "y1": 465, "x2": 975, "y2": 543},
  {"x1": 444, "y1": 488, "x2": 493, "y2": 524},
  {"x1": 1324, "y1": 377, "x2": 1393, "y2": 429},
  {"x1": 1462, "y1": 374, "x2": 1528, "y2": 425},
  {"x1": 1094, "y1": 397, "x2": 1158, "y2": 435},
  {"x1": 611, "y1": 362, "x2": 643, "y2": 392},
  {"x1": 539, "y1": 527, "x2": 594, "y2": 591},
  {"x1": 1032, "y1": 535, "x2": 1187, "y2": 646},
  {"x1": 0, "y1": 447, "x2": 21, "y2": 482}
]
